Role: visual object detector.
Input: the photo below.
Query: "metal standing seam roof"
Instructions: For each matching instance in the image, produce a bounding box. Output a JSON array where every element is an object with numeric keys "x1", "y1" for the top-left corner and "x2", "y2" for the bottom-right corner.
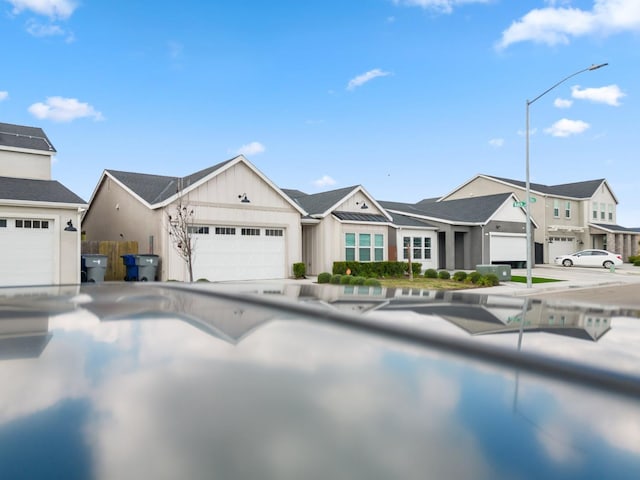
[
  {"x1": 0, "y1": 176, "x2": 86, "y2": 204},
  {"x1": 107, "y1": 159, "x2": 234, "y2": 205},
  {"x1": 485, "y1": 175, "x2": 605, "y2": 199},
  {"x1": 381, "y1": 192, "x2": 513, "y2": 223},
  {"x1": 0, "y1": 122, "x2": 56, "y2": 152},
  {"x1": 332, "y1": 211, "x2": 389, "y2": 223}
]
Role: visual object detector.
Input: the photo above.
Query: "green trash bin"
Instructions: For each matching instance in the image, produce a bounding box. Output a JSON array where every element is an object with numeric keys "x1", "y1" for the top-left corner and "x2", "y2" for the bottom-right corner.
[{"x1": 136, "y1": 254, "x2": 159, "y2": 281}]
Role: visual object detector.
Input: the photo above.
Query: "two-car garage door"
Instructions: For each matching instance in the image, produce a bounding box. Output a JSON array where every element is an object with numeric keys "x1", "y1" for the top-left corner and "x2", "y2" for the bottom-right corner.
[
  {"x1": 0, "y1": 217, "x2": 55, "y2": 286},
  {"x1": 191, "y1": 226, "x2": 286, "y2": 282}
]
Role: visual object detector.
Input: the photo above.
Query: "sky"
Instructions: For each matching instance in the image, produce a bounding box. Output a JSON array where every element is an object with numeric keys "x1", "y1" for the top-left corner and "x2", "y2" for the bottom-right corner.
[{"x1": 1, "y1": 0, "x2": 638, "y2": 226}]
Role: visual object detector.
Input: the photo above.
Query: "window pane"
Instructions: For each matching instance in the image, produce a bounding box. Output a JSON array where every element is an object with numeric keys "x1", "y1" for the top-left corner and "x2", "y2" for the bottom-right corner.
[
  {"x1": 374, "y1": 248, "x2": 383, "y2": 261},
  {"x1": 346, "y1": 248, "x2": 355, "y2": 261},
  {"x1": 359, "y1": 234, "x2": 371, "y2": 247},
  {"x1": 359, "y1": 248, "x2": 371, "y2": 261},
  {"x1": 345, "y1": 233, "x2": 356, "y2": 247},
  {"x1": 413, "y1": 237, "x2": 422, "y2": 248},
  {"x1": 374, "y1": 234, "x2": 383, "y2": 247}
]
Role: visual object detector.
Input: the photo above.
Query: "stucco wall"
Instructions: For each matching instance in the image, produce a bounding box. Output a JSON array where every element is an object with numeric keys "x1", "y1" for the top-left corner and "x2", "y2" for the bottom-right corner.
[{"x1": 0, "y1": 149, "x2": 52, "y2": 180}]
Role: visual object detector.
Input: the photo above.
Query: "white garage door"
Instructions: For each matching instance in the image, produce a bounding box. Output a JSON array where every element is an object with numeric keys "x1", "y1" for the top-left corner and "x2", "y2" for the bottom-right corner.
[
  {"x1": 0, "y1": 217, "x2": 55, "y2": 286},
  {"x1": 489, "y1": 233, "x2": 526, "y2": 263},
  {"x1": 192, "y1": 226, "x2": 286, "y2": 282},
  {"x1": 548, "y1": 236, "x2": 576, "y2": 260}
]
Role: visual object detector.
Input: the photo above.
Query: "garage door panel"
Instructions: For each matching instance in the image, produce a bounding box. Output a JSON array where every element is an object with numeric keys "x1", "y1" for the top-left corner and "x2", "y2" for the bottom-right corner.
[
  {"x1": 490, "y1": 233, "x2": 526, "y2": 263},
  {"x1": 548, "y1": 237, "x2": 576, "y2": 260},
  {"x1": 192, "y1": 226, "x2": 285, "y2": 282},
  {"x1": 0, "y1": 219, "x2": 55, "y2": 286}
]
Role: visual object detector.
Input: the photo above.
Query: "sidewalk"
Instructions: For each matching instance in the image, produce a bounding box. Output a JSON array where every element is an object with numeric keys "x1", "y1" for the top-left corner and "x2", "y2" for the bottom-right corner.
[{"x1": 465, "y1": 264, "x2": 640, "y2": 296}]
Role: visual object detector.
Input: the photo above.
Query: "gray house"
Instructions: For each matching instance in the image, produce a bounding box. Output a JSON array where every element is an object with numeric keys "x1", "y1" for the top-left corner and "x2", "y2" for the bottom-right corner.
[
  {"x1": 441, "y1": 174, "x2": 639, "y2": 262},
  {"x1": 0, "y1": 121, "x2": 86, "y2": 286},
  {"x1": 380, "y1": 192, "x2": 534, "y2": 270}
]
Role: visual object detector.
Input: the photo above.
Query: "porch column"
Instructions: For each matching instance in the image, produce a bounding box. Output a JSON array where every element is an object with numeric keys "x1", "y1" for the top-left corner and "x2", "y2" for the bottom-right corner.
[
  {"x1": 624, "y1": 234, "x2": 632, "y2": 261},
  {"x1": 606, "y1": 233, "x2": 615, "y2": 252}
]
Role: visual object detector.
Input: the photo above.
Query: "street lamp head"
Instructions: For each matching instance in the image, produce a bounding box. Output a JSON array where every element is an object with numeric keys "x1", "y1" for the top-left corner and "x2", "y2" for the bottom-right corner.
[{"x1": 589, "y1": 62, "x2": 608, "y2": 71}]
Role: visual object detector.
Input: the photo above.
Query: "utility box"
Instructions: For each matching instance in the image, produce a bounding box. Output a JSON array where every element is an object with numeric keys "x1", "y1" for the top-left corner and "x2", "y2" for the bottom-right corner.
[{"x1": 476, "y1": 264, "x2": 512, "y2": 281}]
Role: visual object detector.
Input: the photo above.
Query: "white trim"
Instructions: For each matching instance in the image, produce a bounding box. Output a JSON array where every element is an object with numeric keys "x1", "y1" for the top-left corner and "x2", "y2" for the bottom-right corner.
[{"x1": 0, "y1": 199, "x2": 86, "y2": 209}]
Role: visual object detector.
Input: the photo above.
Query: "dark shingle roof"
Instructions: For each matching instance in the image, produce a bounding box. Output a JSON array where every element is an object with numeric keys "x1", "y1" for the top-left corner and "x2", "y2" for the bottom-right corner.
[
  {"x1": 590, "y1": 223, "x2": 640, "y2": 234},
  {"x1": 283, "y1": 185, "x2": 359, "y2": 215},
  {"x1": 486, "y1": 175, "x2": 605, "y2": 199},
  {"x1": 0, "y1": 176, "x2": 86, "y2": 204},
  {"x1": 107, "y1": 158, "x2": 234, "y2": 205},
  {"x1": 382, "y1": 193, "x2": 513, "y2": 223},
  {"x1": 387, "y1": 212, "x2": 437, "y2": 228},
  {"x1": 0, "y1": 122, "x2": 56, "y2": 152}
]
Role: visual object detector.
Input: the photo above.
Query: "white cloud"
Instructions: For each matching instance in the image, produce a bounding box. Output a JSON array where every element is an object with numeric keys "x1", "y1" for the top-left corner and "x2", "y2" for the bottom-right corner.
[
  {"x1": 554, "y1": 98, "x2": 573, "y2": 108},
  {"x1": 545, "y1": 118, "x2": 590, "y2": 137},
  {"x1": 571, "y1": 84, "x2": 625, "y2": 106},
  {"x1": 347, "y1": 69, "x2": 391, "y2": 91},
  {"x1": 488, "y1": 138, "x2": 504, "y2": 147},
  {"x1": 313, "y1": 175, "x2": 336, "y2": 188},
  {"x1": 25, "y1": 18, "x2": 74, "y2": 41},
  {"x1": 235, "y1": 141, "x2": 265, "y2": 156},
  {"x1": 6, "y1": 0, "x2": 78, "y2": 19},
  {"x1": 498, "y1": 0, "x2": 640, "y2": 49},
  {"x1": 28, "y1": 96, "x2": 104, "y2": 122},
  {"x1": 392, "y1": 0, "x2": 490, "y2": 14},
  {"x1": 0, "y1": 91, "x2": 8, "y2": 101}
]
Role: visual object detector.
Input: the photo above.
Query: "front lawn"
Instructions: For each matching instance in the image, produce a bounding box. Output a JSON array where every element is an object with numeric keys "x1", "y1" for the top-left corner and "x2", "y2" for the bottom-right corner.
[
  {"x1": 509, "y1": 275, "x2": 563, "y2": 284},
  {"x1": 378, "y1": 277, "x2": 481, "y2": 290}
]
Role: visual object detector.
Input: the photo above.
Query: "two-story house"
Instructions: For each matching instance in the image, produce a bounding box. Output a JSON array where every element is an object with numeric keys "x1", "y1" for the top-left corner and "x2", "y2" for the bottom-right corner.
[
  {"x1": 0, "y1": 121, "x2": 86, "y2": 286},
  {"x1": 441, "y1": 174, "x2": 639, "y2": 263}
]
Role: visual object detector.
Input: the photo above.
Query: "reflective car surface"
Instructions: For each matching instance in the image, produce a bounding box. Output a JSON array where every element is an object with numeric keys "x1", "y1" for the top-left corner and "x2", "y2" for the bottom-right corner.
[
  {"x1": 554, "y1": 249, "x2": 623, "y2": 268},
  {"x1": 1, "y1": 282, "x2": 640, "y2": 480}
]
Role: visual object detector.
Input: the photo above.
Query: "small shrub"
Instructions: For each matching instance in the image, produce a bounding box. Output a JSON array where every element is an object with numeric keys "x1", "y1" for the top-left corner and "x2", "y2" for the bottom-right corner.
[
  {"x1": 424, "y1": 268, "x2": 438, "y2": 279},
  {"x1": 350, "y1": 276, "x2": 366, "y2": 285},
  {"x1": 468, "y1": 271, "x2": 482, "y2": 284},
  {"x1": 333, "y1": 262, "x2": 348, "y2": 275},
  {"x1": 363, "y1": 278, "x2": 381, "y2": 286},
  {"x1": 453, "y1": 271, "x2": 467, "y2": 282},
  {"x1": 411, "y1": 263, "x2": 422, "y2": 277},
  {"x1": 340, "y1": 275, "x2": 352, "y2": 285},
  {"x1": 293, "y1": 262, "x2": 306, "y2": 279},
  {"x1": 330, "y1": 274, "x2": 342, "y2": 284},
  {"x1": 317, "y1": 272, "x2": 332, "y2": 284},
  {"x1": 478, "y1": 273, "x2": 500, "y2": 286},
  {"x1": 437, "y1": 270, "x2": 451, "y2": 280}
]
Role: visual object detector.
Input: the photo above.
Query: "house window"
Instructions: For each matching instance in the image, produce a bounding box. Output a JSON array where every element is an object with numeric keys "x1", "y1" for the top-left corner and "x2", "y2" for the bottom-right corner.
[
  {"x1": 553, "y1": 200, "x2": 559, "y2": 218},
  {"x1": 592, "y1": 203, "x2": 598, "y2": 220},
  {"x1": 215, "y1": 227, "x2": 236, "y2": 235},
  {"x1": 413, "y1": 237, "x2": 422, "y2": 259},
  {"x1": 346, "y1": 232, "x2": 383, "y2": 262},
  {"x1": 188, "y1": 226, "x2": 209, "y2": 234},
  {"x1": 345, "y1": 233, "x2": 356, "y2": 261},
  {"x1": 564, "y1": 201, "x2": 571, "y2": 219},
  {"x1": 0, "y1": 219, "x2": 6, "y2": 228},
  {"x1": 241, "y1": 228, "x2": 260, "y2": 236},
  {"x1": 359, "y1": 234, "x2": 371, "y2": 262},
  {"x1": 374, "y1": 234, "x2": 384, "y2": 261},
  {"x1": 600, "y1": 203, "x2": 605, "y2": 220},
  {"x1": 424, "y1": 237, "x2": 432, "y2": 259},
  {"x1": 265, "y1": 229, "x2": 283, "y2": 237},
  {"x1": 403, "y1": 237, "x2": 410, "y2": 259},
  {"x1": 14, "y1": 219, "x2": 47, "y2": 229},
  {"x1": 608, "y1": 204, "x2": 614, "y2": 222}
]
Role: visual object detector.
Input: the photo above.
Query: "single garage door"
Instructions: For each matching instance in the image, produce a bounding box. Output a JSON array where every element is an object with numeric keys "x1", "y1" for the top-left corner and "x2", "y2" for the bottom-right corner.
[
  {"x1": 0, "y1": 217, "x2": 55, "y2": 286},
  {"x1": 548, "y1": 236, "x2": 576, "y2": 261},
  {"x1": 192, "y1": 226, "x2": 286, "y2": 282},
  {"x1": 489, "y1": 232, "x2": 526, "y2": 264}
]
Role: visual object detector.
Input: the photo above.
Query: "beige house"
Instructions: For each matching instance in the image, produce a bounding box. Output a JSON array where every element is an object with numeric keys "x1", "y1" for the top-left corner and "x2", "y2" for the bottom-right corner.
[
  {"x1": 0, "y1": 122, "x2": 86, "y2": 286},
  {"x1": 283, "y1": 186, "x2": 394, "y2": 275},
  {"x1": 82, "y1": 155, "x2": 305, "y2": 282},
  {"x1": 441, "y1": 174, "x2": 639, "y2": 263}
]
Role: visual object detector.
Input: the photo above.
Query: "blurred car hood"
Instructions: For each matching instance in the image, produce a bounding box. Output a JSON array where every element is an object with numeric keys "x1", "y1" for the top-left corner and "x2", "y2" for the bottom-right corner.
[{"x1": 1, "y1": 282, "x2": 639, "y2": 480}]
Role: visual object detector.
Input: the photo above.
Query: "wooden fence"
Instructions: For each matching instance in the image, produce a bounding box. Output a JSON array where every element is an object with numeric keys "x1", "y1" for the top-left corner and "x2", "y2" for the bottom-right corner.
[{"x1": 82, "y1": 241, "x2": 138, "y2": 281}]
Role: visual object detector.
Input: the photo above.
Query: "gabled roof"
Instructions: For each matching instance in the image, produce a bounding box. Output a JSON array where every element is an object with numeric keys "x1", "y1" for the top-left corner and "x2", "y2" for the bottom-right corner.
[
  {"x1": 284, "y1": 185, "x2": 360, "y2": 215},
  {"x1": 0, "y1": 122, "x2": 56, "y2": 153},
  {"x1": 381, "y1": 192, "x2": 514, "y2": 224},
  {"x1": 107, "y1": 159, "x2": 234, "y2": 205},
  {"x1": 0, "y1": 176, "x2": 86, "y2": 205},
  {"x1": 92, "y1": 155, "x2": 306, "y2": 214},
  {"x1": 387, "y1": 211, "x2": 437, "y2": 229},
  {"x1": 481, "y1": 175, "x2": 609, "y2": 200}
]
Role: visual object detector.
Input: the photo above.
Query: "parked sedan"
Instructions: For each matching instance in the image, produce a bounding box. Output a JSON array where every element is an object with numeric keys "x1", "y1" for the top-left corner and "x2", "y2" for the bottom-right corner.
[{"x1": 554, "y1": 249, "x2": 623, "y2": 268}]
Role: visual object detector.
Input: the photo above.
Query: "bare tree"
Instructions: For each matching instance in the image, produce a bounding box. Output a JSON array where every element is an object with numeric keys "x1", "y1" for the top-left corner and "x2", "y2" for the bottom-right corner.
[{"x1": 167, "y1": 193, "x2": 196, "y2": 282}]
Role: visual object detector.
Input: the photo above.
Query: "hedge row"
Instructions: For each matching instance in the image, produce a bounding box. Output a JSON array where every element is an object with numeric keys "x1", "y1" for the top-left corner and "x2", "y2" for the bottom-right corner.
[
  {"x1": 333, "y1": 261, "x2": 422, "y2": 278},
  {"x1": 318, "y1": 269, "x2": 499, "y2": 287}
]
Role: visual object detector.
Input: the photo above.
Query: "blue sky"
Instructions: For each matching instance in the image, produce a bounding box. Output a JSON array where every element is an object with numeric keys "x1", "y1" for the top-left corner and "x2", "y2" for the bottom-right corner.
[{"x1": 1, "y1": 0, "x2": 638, "y2": 225}]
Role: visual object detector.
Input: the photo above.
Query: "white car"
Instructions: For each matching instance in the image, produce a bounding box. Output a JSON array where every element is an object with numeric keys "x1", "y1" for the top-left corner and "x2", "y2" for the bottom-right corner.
[{"x1": 554, "y1": 249, "x2": 623, "y2": 268}]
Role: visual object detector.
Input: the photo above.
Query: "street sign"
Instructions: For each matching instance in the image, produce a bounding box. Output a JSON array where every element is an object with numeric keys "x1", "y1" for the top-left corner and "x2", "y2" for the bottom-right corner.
[
  {"x1": 529, "y1": 197, "x2": 537, "y2": 203},
  {"x1": 513, "y1": 201, "x2": 526, "y2": 207}
]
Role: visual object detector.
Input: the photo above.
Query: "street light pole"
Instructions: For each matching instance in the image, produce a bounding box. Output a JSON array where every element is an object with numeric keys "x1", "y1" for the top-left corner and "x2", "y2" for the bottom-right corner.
[{"x1": 524, "y1": 63, "x2": 608, "y2": 288}]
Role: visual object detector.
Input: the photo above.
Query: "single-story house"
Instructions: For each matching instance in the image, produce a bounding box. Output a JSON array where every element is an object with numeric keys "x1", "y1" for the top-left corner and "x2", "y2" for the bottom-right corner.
[
  {"x1": 81, "y1": 155, "x2": 305, "y2": 282},
  {"x1": 0, "y1": 122, "x2": 86, "y2": 286}
]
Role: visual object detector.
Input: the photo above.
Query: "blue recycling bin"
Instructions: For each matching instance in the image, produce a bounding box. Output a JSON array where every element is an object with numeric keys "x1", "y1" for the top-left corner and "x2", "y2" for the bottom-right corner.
[{"x1": 121, "y1": 254, "x2": 139, "y2": 281}]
